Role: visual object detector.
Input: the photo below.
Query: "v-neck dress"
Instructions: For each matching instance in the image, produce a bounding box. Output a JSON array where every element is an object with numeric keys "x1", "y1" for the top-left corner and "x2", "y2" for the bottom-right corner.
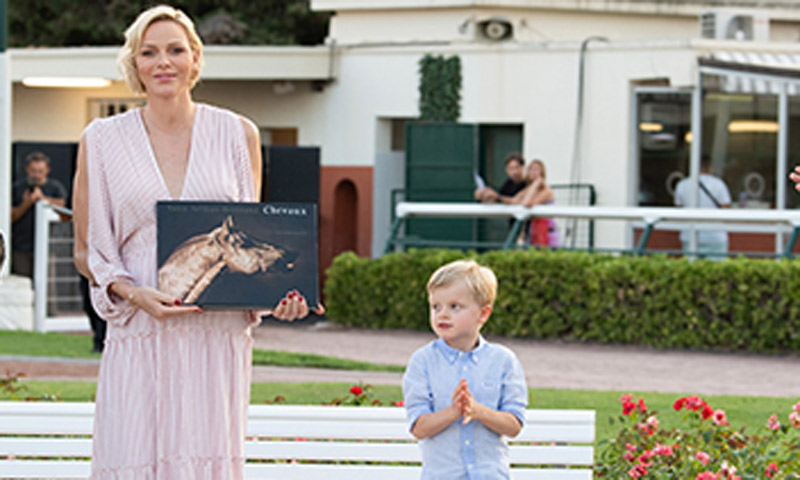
[{"x1": 84, "y1": 104, "x2": 258, "y2": 480}]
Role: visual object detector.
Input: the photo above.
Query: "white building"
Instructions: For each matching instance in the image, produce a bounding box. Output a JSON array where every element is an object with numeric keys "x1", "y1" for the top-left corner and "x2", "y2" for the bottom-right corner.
[{"x1": 3, "y1": 0, "x2": 800, "y2": 328}]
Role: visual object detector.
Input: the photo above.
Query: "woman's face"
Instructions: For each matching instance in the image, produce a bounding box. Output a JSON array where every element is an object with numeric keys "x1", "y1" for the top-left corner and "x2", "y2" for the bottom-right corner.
[
  {"x1": 528, "y1": 163, "x2": 543, "y2": 181},
  {"x1": 135, "y1": 20, "x2": 198, "y2": 98}
]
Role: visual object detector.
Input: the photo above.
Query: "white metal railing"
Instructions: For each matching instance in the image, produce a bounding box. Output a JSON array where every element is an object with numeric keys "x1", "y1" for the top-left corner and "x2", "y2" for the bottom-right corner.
[
  {"x1": 385, "y1": 202, "x2": 800, "y2": 256},
  {"x1": 33, "y1": 202, "x2": 86, "y2": 332}
]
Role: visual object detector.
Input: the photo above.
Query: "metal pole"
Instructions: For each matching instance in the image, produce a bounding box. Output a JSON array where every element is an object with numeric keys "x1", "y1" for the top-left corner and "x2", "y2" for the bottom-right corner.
[
  {"x1": 776, "y1": 82, "x2": 788, "y2": 255},
  {"x1": 0, "y1": 0, "x2": 9, "y2": 276},
  {"x1": 33, "y1": 202, "x2": 50, "y2": 331},
  {"x1": 688, "y1": 65, "x2": 704, "y2": 258}
]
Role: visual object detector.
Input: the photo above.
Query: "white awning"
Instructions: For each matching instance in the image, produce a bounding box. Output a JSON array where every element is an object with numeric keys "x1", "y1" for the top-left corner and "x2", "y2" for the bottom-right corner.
[{"x1": 706, "y1": 50, "x2": 800, "y2": 95}]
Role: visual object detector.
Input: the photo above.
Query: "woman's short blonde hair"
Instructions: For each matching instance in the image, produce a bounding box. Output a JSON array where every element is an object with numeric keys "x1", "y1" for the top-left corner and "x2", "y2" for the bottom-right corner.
[
  {"x1": 116, "y1": 5, "x2": 204, "y2": 95},
  {"x1": 427, "y1": 259, "x2": 497, "y2": 308}
]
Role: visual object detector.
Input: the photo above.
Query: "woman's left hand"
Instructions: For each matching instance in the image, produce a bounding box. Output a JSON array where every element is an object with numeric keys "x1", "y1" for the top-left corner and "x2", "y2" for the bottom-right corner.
[{"x1": 268, "y1": 290, "x2": 325, "y2": 322}]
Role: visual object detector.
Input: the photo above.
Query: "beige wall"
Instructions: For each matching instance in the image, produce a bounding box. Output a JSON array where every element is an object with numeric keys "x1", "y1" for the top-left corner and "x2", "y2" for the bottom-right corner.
[{"x1": 12, "y1": 82, "x2": 135, "y2": 142}]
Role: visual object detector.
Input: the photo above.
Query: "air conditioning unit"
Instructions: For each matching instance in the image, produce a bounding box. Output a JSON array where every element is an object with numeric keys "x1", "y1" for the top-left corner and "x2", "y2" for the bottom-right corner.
[{"x1": 700, "y1": 10, "x2": 769, "y2": 41}]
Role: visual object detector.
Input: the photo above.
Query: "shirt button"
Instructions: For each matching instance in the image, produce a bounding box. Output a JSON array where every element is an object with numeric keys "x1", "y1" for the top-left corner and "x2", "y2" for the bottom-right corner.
[
  {"x1": 465, "y1": 440, "x2": 470, "y2": 445},
  {"x1": 467, "y1": 464, "x2": 473, "y2": 469},
  {"x1": 462, "y1": 366, "x2": 467, "y2": 371}
]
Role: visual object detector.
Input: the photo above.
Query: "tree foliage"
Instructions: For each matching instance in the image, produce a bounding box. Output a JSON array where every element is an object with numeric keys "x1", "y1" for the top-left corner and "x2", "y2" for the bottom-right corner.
[{"x1": 8, "y1": 0, "x2": 330, "y2": 47}]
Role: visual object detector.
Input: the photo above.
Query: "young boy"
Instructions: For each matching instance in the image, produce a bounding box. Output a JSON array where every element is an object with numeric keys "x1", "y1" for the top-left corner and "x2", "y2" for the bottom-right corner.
[{"x1": 402, "y1": 259, "x2": 528, "y2": 479}]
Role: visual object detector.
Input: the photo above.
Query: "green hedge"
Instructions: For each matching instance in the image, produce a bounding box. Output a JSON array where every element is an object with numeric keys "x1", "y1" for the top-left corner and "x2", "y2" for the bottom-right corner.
[{"x1": 324, "y1": 249, "x2": 800, "y2": 354}]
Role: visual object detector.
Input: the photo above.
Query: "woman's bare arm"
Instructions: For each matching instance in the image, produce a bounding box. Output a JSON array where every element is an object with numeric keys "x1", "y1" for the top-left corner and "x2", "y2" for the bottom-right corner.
[
  {"x1": 72, "y1": 136, "x2": 93, "y2": 282},
  {"x1": 240, "y1": 116, "x2": 262, "y2": 199}
]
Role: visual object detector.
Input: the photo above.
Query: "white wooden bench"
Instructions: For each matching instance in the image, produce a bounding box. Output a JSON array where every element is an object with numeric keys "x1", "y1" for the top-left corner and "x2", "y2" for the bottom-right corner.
[{"x1": 0, "y1": 402, "x2": 595, "y2": 479}]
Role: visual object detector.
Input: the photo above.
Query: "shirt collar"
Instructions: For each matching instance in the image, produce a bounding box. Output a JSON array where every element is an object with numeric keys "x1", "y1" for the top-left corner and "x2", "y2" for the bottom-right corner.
[{"x1": 433, "y1": 335, "x2": 487, "y2": 365}]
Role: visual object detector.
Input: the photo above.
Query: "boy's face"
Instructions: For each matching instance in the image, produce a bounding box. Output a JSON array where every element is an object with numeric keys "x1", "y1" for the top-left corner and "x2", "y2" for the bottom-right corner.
[{"x1": 428, "y1": 279, "x2": 491, "y2": 352}]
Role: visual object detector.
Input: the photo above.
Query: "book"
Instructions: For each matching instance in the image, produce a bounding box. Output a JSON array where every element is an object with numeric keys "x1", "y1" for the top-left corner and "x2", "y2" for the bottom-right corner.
[{"x1": 156, "y1": 201, "x2": 318, "y2": 309}]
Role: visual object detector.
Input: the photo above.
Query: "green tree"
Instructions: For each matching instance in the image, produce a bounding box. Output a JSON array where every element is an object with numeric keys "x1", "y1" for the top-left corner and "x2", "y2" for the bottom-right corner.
[{"x1": 8, "y1": 0, "x2": 329, "y2": 47}]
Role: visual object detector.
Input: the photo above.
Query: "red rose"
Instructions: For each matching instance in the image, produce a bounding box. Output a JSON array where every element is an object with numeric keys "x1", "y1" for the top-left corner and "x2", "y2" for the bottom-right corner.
[
  {"x1": 393, "y1": 400, "x2": 404, "y2": 407},
  {"x1": 622, "y1": 401, "x2": 636, "y2": 416},
  {"x1": 637, "y1": 398, "x2": 647, "y2": 413},
  {"x1": 766, "y1": 462, "x2": 779, "y2": 478},
  {"x1": 673, "y1": 397, "x2": 687, "y2": 411},
  {"x1": 701, "y1": 405, "x2": 714, "y2": 420},
  {"x1": 350, "y1": 385, "x2": 364, "y2": 396}
]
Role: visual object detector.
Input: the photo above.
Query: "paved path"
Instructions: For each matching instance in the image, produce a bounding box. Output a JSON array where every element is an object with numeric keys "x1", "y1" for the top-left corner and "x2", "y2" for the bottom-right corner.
[{"x1": 4, "y1": 322, "x2": 800, "y2": 397}]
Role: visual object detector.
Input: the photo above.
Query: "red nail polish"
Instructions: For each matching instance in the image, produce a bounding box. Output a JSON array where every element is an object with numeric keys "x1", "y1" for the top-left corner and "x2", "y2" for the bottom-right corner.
[
  {"x1": 281, "y1": 299, "x2": 287, "y2": 305},
  {"x1": 287, "y1": 292, "x2": 295, "y2": 299},
  {"x1": 174, "y1": 299, "x2": 182, "y2": 306},
  {"x1": 299, "y1": 296, "x2": 305, "y2": 303}
]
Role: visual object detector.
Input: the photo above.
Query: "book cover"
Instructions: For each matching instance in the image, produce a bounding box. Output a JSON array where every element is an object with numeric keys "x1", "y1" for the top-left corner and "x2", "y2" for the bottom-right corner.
[{"x1": 157, "y1": 201, "x2": 318, "y2": 309}]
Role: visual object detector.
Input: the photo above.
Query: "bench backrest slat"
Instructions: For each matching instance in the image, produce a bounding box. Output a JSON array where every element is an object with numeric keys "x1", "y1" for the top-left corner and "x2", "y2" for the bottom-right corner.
[
  {"x1": 0, "y1": 402, "x2": 595, "y2": 479},
  {"x1": 243, "y1": 464, "x2": 593, "y2": 480}
]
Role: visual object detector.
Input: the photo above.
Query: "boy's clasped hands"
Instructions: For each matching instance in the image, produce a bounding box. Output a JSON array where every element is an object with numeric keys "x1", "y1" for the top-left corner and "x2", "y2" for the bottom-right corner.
[{"x1": 452, "y1": 378, "x2": 481, "y2": 425}]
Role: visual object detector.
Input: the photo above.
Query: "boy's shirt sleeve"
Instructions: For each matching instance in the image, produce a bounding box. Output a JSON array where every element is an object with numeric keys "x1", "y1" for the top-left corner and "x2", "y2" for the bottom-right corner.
[
  {"x1": 402, "y1": 348, "x2": 434, "y2": 432},
  {"x1": 498, "y1": 353, "x2": 528, "y2": 427}
]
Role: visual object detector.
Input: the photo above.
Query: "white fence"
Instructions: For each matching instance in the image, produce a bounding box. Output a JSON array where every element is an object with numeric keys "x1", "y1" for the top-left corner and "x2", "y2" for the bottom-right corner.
[
  {"x1": 33, "y1": 202, "x2": 86, "y2": 332},
  {"x1": 385, "y1": 202, "x2": 800, "y2": 256}
]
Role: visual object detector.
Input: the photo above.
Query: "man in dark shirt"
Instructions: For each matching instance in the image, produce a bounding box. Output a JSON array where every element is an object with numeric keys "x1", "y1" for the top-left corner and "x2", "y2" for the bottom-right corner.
[
  {"x1": 10, "y1": 151, "x2": 67, "y2": 277},
  {"x1": 475, "y1": 152, "x2": 527, "y2": 203}
]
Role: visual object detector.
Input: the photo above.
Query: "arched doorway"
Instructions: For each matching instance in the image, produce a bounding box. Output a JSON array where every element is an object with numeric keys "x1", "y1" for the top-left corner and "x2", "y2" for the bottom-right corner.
[{"x1": 333, "y1": 180, "x2": 358, "y2": 256}]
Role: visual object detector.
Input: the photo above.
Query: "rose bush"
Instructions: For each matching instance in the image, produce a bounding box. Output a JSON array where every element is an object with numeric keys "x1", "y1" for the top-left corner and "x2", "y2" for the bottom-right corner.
[{"x1": 597, "y1": 394, "x2": 800, "y2": 479}]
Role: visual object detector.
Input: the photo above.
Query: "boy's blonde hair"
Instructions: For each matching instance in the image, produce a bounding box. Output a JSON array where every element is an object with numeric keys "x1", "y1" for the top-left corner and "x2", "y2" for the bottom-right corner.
[
  {"x1": 117, "y1": 5, "x2": 204, "y2": 95},
  {"x1": 427, "y1": 259, "x2": 497, "y2": 307}
]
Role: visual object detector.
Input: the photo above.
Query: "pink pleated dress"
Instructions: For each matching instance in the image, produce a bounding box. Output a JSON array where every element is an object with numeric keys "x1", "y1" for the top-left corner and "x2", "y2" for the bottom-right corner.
[{"x1": 84, "y1": 103, "x2": 259, "y2": 480}]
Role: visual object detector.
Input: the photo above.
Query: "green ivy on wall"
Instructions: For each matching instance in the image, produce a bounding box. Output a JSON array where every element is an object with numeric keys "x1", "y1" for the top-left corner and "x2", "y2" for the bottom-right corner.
[{"x1": 418, "y1": 54, "x2": 462, "y2": 122}]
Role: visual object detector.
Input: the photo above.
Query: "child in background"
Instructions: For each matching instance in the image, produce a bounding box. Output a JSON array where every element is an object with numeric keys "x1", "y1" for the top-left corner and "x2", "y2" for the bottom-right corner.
[{"x1": 402, "y1": 259, "x2": 528, "y2": 479}]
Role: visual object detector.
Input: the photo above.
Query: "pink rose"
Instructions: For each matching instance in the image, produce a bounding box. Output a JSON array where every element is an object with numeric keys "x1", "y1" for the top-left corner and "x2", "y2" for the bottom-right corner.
[
  {"x1": 695, "y1": 451, "x2": 710, "y2": 465},
  {"x1": 696, "y1": 471, "x2": 717, "y2": 480},
  {"x1": 653, "y1": 443, "x2": 673, "y2": 456},
  {"x1": 789, "y1": 411, "x2": 800, "y2": 428},
  {"x1": 767, "y1": 413, "x2": 780, "y2": 431},
  {"x1": 686, "y1": 395, "x2": 706, "y2": 411},
  {"x1": 628, "y1": 464, "x2": 647, "y2": 478},
  {"x1": 712, "y1": 409, "x2": 729, "y2": 426}
]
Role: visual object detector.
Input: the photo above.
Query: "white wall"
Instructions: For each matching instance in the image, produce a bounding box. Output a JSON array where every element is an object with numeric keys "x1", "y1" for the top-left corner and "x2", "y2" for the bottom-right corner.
[{"x1": 8, "y1": 39, "x2": 703, "y2": 250}]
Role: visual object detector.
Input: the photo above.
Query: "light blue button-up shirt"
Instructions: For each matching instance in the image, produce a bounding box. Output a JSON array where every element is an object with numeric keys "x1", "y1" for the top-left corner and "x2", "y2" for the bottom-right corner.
[{"x1": 402, "y1": 336, "x2": 528, "y2": 480}]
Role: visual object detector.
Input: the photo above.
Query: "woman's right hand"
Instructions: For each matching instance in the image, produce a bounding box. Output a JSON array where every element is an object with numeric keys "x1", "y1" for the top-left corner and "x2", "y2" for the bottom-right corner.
[
  {"x1": 790, "y1": 166, "x2": 800, "y2": 192},
  {"x1": 112, "y1": 283, "x2": 202, "y2": 322}
]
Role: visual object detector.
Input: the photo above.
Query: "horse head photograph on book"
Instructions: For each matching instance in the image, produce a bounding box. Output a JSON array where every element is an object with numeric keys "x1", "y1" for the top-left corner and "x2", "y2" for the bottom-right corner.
[{"x1": 156, "y1": 201, "x2": 318, "y2": 309}]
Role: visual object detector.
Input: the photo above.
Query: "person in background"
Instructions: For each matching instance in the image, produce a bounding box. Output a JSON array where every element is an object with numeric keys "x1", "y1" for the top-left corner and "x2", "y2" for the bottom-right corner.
[
  {"x1": 674, "y1": 155, "x2": 731, "y2": 260},
  {"x1": 80, "y1": 275, "x2": 106, "y2": 353},
  {"x1": 10, "y1": 151, "x2": 67, "y2": 277},
  {"x1": 518, "y1": 159, "x2": 560, "y2": 247},
  {"x1": 72, "y1": 6, "x2": 320, "y2": 478},
  {"x1": 474, "y1": 152, "x2": 527, "y2": 204},
  {"x1": 403, "y1": 259, "x2": 527, "y2": 479}
]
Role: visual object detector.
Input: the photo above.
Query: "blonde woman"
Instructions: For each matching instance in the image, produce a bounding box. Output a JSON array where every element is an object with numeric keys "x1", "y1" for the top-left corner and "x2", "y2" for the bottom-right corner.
[
  {"x1": 72, "y1": 5, "x2": 317, "y2": 478},
  {"x1": 504, "y1": 160, "x2": 560, "y2": 247}
]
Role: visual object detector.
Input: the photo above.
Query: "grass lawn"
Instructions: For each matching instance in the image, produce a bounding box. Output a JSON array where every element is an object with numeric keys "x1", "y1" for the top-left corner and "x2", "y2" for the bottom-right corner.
[
  {"x1": 0, "y1": 330, "x2": 403, "y2": 373},
  {"x1": 3, "y1": 379, "x2": 796, "y2": 449}
]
